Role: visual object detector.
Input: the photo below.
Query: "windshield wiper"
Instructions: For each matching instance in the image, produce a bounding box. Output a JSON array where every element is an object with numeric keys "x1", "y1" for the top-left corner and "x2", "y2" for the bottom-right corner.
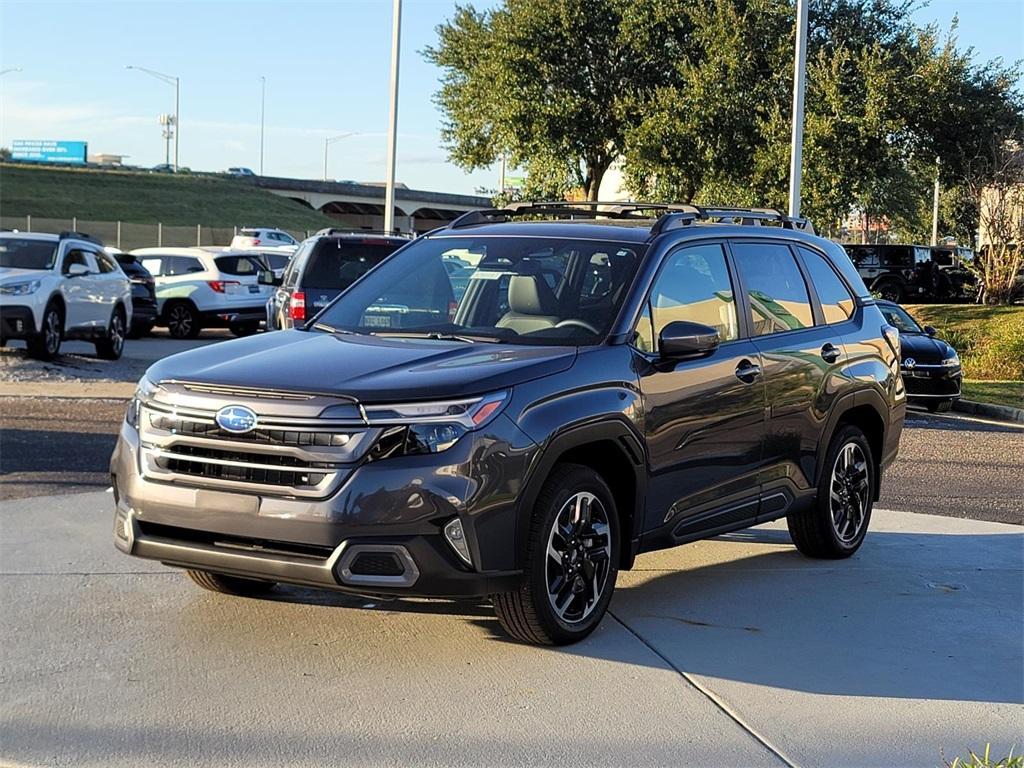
[
  {"x1": 374, "y1": 331, "x2": 499, "y2": 343},
  {"x1": 311, "y1": 322, "x2": 362, "y2": 336}
]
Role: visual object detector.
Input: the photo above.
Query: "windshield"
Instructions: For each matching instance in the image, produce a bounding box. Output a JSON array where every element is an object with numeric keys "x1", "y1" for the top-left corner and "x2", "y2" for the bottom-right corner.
[
  {"x1": 0, "y1": 238, "x2": 58, "y2": 270},
  {"x1": 302, "y1": 238, "x2": 404, "y2": 291},
  {"x1": 879, "y1": 304, "x2": 922, "y2": 333},
  {"x1": 314, "y1": 235, "x2": 646, "y2": 346}
]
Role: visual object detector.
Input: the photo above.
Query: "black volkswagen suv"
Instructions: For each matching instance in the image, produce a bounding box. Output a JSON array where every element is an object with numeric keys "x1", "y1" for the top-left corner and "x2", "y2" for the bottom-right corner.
[{"x1": 111, "y1": 203, "x2": 905, "y2": 645}]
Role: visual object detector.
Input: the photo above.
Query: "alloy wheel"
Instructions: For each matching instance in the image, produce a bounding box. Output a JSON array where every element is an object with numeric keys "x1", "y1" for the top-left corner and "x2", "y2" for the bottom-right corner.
[
  {"x1": 110, "y1": 313, "x2": 125, "y2": 356},
  {"x1": 168, "y1": 305, "x2": 192, "y2": 337},
  {"x1": 44, "y1": 310, "x2": 61, "y2": 355},
  {"x1": 829, "y1": 442, "x2": 870, "y2": 542},
  {"x1": 544, "y1": 491, "x2": 613, "y2": 623}
]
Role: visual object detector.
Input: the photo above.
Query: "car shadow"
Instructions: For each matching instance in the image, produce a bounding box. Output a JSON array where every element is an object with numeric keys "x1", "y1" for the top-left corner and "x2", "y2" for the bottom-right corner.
[{"x1": 904, "y1": 409, "x2": 1024, "y2": 434}]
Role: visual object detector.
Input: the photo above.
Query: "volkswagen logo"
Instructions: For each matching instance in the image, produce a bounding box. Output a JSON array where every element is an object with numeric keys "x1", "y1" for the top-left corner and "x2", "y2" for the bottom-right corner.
[
  {"x1": 904, "y1": 358, "x2": 916, "y2": 370},
  {"x1": 215, "y1": 405, "x2": 258, "y2": 434}
]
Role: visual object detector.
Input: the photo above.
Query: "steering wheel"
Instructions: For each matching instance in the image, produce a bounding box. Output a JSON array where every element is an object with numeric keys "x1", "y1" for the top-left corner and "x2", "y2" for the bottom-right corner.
[{"x1": 555, "y1": 319, "x2": 600, "y2": 335}]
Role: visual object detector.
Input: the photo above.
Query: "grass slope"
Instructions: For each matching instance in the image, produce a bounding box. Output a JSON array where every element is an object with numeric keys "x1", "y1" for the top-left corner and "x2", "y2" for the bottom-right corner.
[{"x1": 0, "y1": 163, "x2": 333, "y2": 230}]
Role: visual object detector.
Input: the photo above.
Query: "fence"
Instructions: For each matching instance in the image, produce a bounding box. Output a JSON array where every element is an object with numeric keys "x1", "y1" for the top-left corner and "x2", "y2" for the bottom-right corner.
[{"x1": 0, "y1": 215, "x2": 314, "y2": 252}]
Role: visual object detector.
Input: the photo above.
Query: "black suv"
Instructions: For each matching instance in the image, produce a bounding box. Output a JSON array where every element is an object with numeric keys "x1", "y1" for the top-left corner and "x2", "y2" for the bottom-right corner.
[
  {"x1": 112, "y1": 252, "x2": 158, "y2": 338},
  {"x1": 262, "y1": 230, "x2": 408, "y2": 330},
  {"x1": 842, "y1": 243, "x2": 975, "y2": 303},
  {"x1": 111, "y1": 203, "x2": 905, "y2": 645}
]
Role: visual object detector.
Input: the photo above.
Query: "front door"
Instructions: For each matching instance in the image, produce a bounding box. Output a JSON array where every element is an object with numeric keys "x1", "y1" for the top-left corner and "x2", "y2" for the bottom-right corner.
[{"x1": 635, "y1": 242, "x2": 766, "y2": 540}]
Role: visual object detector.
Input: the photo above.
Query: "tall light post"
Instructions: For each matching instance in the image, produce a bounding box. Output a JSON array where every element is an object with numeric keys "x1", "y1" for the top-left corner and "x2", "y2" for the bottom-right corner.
[
  {"x1": 383, "y1": 0, "x2": 402, "y2": 234},
  {"x1": 324, "y1": 133, "x2": 357, "y2": 181},
  {"x1": 259, "y1": 75, "x2": 266, "y2": 175},
  {"x1": 931, "y1": 156, "x2": 941, "y2": 246},
  {"x1": 787, "y1": 0, "x2": 809, "y2": 218},
  {"x1": 127, "y1": 65, "x2": 179, "y2": 171}
]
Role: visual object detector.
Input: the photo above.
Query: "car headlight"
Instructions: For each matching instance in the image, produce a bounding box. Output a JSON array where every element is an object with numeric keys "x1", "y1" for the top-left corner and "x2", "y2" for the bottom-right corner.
[
  {"x1": 942, "y1": 355, "x2": 960, "y2": 367},
  {"x1": 0, "y1": 280, "x2": 42, "y2": 296},
  {"x1": 365, "y1": 391, "x2": 508, "y2": 459},
  {"x1": 125, "y1": 375, "x2": 160, "y2": 428}
]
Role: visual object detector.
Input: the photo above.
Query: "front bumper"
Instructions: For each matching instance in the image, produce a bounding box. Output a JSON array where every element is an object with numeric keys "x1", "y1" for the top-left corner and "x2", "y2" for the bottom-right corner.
[
  {"x1": 110, "y1": 412, "x2": 534, "y2": 598},
  {"x1": 901, "y1": 366, "x2": 962, "y2": 400},
  {"x1": 0, "y1": 304, "x2": 39, "y2": 339}
]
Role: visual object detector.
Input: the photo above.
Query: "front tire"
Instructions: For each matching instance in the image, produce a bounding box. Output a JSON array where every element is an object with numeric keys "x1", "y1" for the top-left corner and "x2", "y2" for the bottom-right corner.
[
  {"x1": 95, "y1": 306, "x2": 126, "y2": 360},
  {"x1": 165, "y1": 301, "x2": 201, "y2": 339},
  {"x1": 185, "y1": 570, "x2": 277, "y2": 596},
  {"x1": 492, "y1": 464, "x2": 619, "y2": 645},
  {"x1": 788, "y1": 424, "x2": 874, "y2": 559},
  {"x1": 26, "y1": 302, "x2": 63, "y2": 360},
  {"x1": 874, "y1": 280, "x2": 904, "y2": 303}
]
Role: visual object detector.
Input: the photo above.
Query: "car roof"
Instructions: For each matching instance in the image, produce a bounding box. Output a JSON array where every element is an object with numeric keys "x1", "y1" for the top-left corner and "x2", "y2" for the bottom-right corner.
[
  {"x1": 0, "y1": 231, "x2": 59, "y2": 242},
  {"x1": 131, "y1": 247, "x2": 258, "y2": 258},
  {"x1": 425, "y1": 220, "x2": 654, "y2": 244}
]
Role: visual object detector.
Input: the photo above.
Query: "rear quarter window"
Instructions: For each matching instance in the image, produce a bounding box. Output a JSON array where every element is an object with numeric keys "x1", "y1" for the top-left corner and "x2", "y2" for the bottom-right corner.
[
  {"x1": 301, "y1": 239, "x2": 402, "y2": 290},
  {"x1": 215, "y1": 255, "x2": 261, "y2": 276}
]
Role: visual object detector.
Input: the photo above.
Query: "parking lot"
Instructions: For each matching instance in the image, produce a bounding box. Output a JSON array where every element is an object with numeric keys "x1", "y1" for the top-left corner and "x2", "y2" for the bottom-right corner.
[{"x1": 1, "y1": 333, "x2": 1022, "y2": 766}]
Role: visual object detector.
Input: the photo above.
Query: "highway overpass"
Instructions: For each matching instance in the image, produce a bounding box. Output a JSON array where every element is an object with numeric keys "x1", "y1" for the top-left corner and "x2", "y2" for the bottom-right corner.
[{"x1": 253, "y1": 176, "x2": 490, "y2": 234}]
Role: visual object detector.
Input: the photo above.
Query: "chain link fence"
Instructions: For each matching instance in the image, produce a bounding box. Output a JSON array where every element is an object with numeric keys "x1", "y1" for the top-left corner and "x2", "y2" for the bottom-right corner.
[{"x1": 0, "y1": 215, "x2": 313, "y2": 251}]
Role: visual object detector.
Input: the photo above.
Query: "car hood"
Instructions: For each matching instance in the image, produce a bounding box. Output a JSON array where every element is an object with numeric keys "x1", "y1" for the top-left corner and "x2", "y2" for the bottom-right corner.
[
  {"x1": 0, "y1": 267, "x2": 49, "y2": 282},
  {"x1": 900, "y1": 333, "x2": 954, "y2": 362},
  {"x1": 146, "y1": 330, "x2": 578, "y2": 402}
]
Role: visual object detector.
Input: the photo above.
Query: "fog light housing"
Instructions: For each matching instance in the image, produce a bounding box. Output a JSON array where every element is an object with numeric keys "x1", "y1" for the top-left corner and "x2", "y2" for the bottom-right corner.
[{"x1": 443, "y1": 517, "x2": 472, "y2": 567}]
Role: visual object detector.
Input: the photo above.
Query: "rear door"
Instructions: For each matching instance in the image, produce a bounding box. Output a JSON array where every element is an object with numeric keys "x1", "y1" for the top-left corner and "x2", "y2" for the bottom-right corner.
[
  {"x1": 58, "y1": 248, "x2": 94, "y2": 330},
  {"x1": 299, "y1": 238, "x2": 403, "y2": 318},
  {"x1": 636, "y1": 241, "x2": 766, "y2": 540},
  {"x1": 729, "y1": 240, "x2": 851, "y2": 518}
]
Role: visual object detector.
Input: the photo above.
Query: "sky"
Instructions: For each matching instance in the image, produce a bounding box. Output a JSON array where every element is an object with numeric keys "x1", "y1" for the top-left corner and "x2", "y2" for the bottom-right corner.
[{"x1": 0, "y1": 0, "x2": 1021, "y2": 197}]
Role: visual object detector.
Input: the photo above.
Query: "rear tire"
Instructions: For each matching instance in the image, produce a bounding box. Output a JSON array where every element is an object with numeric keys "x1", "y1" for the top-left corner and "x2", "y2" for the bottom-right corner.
[
  {"x1": 95, "y1": 306, "x2": 126, "y2": 360},
  {"x1": 491, "y1": 464, "x2": 619, "y2": 645},
  {"x1": 927, "y1": 399, "x2": 954, "y2": 413},
  {"x1": 185, "y1": 569, "x2": 277, "y2": 596},
  {"x1": 229, "y1": 321, "x2": 260, "y2": 337},
  {"x1": 26, "y1": 302, "x2": 63, "y2": 360},
  {"x1": 165, "y1": 301, "x2": 201, "y2": 339},
  {"x1": 788, "y1": 424, "x2": 874, "y2": 559},
  {"x1": 874, "y1": 280, "x2": 904, "y2": 303}
]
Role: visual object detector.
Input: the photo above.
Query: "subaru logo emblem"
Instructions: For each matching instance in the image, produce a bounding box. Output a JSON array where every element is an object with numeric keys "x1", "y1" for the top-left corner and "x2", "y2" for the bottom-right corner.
[
  {"x1": 216, "y1": 405, "x2": 258, "y2": 433},
  {"x1": 904, "y1": 358, "x2": 916, "y2": 369}
]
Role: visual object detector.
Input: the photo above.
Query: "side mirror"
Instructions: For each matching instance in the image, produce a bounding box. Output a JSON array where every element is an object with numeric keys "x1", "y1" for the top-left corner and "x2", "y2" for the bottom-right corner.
[
  {"x1": 66, "y1": 263, "x2": 90, "y2": 277},
  {"x1": 923, "y1": 325, "x2": 937, "y2": 336},
  {"x1": 658, "y1": 321, "x2": 720, "y2": 359},
  {"x1": 258, "y1": 269, "x2": 282, "y2": 286}
]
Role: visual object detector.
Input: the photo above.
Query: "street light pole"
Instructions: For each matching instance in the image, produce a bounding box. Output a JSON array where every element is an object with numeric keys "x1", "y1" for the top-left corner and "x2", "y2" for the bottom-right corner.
[
  {"x1": 383, "y1": 0, "x2": 402, "y2": 234},
  {"x1": 931, "y1": 157, "x2": 941, "y2": 246},
  {"x1": 127, "y1": 65, "x2": 180, "y2": 171},
  {"x1": 787, "y1": 0, "x2": 809, "y2": 218},
  {"x1": 324, "y1": 133, "x2": 357, "y2": 181},
  {"x1": 259, "y1": 76, "x2": 266, "y2": 175}
]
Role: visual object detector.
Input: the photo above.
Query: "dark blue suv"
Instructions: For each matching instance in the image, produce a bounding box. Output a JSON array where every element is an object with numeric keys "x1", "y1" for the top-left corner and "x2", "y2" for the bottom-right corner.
[{"x1": 111, "y1": 203, "x2": 905, "y2": 645}]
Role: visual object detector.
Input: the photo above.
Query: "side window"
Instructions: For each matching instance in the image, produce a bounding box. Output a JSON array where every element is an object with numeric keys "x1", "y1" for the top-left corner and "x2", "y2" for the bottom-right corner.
[
  {"x1": 171, "y1": 257, "x2": 204, "y2": 275},
  {"x1": 61, "y1": 249, "x2": 90, "y2": 274},
  {"x1": 797, "y1": 247, "x2": 855, "y2": 324},
  {"x1": 882, "y1": 247, "x2": 913, "y2": 268},
  {"x1": 639, "y1": 242, "x2": 739, "y2": 351},
  {"x1": 847, "y1": 247, "x2": 879, "y2": 269},
  {"x1": 286, "y1": 242, "x2": 314, "y2": 288},
  {"x1": 141, "y1": 258, "x2": 163, "y2": 277},
  {"x1": 96, "y1": 252, "x2": 118, "y2": 274},
  {"x1": 732, "y1": 242, "x2": 814, "y2": 336},
  {"x1": 215, "y1": 255, "x2": 259, "y2": 276}
]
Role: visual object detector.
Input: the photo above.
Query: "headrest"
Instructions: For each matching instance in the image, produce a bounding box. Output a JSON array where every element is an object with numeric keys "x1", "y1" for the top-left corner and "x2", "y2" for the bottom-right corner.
[{"x1": 508, "y1": 274, "x2": 557, "y2": 316}]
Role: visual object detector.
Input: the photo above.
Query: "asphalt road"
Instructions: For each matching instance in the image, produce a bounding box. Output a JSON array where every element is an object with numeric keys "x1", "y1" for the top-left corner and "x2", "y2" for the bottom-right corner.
[
  {"x1": 2, "y1": 493, "x2": 1020, "y2": 767},
  {"x1": 2, "y1": 397, "x2": 1021, "y2": 524}
]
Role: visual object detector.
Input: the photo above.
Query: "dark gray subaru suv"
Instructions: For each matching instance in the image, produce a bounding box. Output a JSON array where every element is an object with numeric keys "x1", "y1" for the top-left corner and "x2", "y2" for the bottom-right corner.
[{"x1": 111, "y1": 202, "x2": 906, "y2": 645}]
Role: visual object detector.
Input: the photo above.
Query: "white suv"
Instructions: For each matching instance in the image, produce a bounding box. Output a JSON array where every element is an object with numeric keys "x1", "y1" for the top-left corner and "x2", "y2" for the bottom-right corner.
[
  {"x1": 131, "y1": 247, "x2": 271, "y2": 338},
  {"x1": 229, "y1": 227, "x2": 299, "y2": 253},
  {"x1": 0, "y1": 231, "x2": 132, "y2": 360}
]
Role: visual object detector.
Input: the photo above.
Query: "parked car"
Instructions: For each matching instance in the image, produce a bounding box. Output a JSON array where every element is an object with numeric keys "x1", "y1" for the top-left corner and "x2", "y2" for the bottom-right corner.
[
  {"x1": 842, "y1": 243, "x2": 974, "y2": 302},
  {"x1": 230, "y1": 227, "x2": 299, "y2": 253},
  {"x1": 263, "y1": 232, "x2": 407, "y2": 330},
  {"x1": 249, "y1": 250, "x2": 292, "y2": 280},
  {"x1": 876, "y1": 300, "x2": 961, "y2": 413},
  {"x1": 112, "y1": 202, "x2": 905, "y2": 645},
  {"x1": 110, "y1": 250, "x2": 158, "y2": 338},
  {"x1": 0, "y1": 231, "x2": 131, "y2": 359},
  {"x1": 226, "y1": 167, "x2": 256, "y2": 177},
  {"x1": 131, "y1": 247, "x2": 271, "y2": 339}
]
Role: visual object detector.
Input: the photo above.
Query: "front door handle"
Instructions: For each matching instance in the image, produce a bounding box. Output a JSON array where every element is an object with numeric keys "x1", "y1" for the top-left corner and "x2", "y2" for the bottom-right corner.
[
  {"x1": 735, "y1": 359, "x2": 761, "y2": 383},
  {"x1": 821, "y1": 343, "x2": 841, "y2": 363}
]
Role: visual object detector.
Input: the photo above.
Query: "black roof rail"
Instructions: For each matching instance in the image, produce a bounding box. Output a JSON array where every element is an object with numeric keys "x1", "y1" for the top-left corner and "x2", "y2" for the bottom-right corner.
[
  {"x1": 313, "y1": 227, "x2": 410, "y2": 238},
  {"x1": 445, "y1": 201, "x2": 815, "y2": 235},
  {"x1": 58, "y1": 230, "x2": 105, "y2": 246}
]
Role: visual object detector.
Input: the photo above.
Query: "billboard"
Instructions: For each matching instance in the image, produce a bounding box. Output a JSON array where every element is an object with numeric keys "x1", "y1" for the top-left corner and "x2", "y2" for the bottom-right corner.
[{"x1": 11, "y1": 139, "x2": 88, "y2": 165}]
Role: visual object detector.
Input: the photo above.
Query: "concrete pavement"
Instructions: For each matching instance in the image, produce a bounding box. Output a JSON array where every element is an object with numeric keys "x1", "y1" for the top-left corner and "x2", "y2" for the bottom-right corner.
[{"x1": 1, "y1": 490, "x2": 1020, "y2": 767}]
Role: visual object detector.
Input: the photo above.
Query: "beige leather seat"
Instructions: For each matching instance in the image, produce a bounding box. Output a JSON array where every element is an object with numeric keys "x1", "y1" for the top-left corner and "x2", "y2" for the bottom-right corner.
[{"x1": 497, "y1": 274, "x2": 561, "y2": 334}]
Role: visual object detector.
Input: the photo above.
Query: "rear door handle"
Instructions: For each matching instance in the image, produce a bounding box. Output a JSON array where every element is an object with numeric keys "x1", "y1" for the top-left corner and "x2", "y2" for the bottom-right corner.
[
  {"x1": 821, "y1": 343, "x2": 841, "y2": 363},
  {"x1": 735, "y1": 359, "x2": 761, "y2": 383}
]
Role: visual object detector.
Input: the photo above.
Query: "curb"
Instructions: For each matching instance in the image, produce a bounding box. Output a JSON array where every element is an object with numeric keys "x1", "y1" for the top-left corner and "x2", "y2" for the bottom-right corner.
[{"x1": 952, "y1": 398, "x2": 1024, "y2": 424}]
